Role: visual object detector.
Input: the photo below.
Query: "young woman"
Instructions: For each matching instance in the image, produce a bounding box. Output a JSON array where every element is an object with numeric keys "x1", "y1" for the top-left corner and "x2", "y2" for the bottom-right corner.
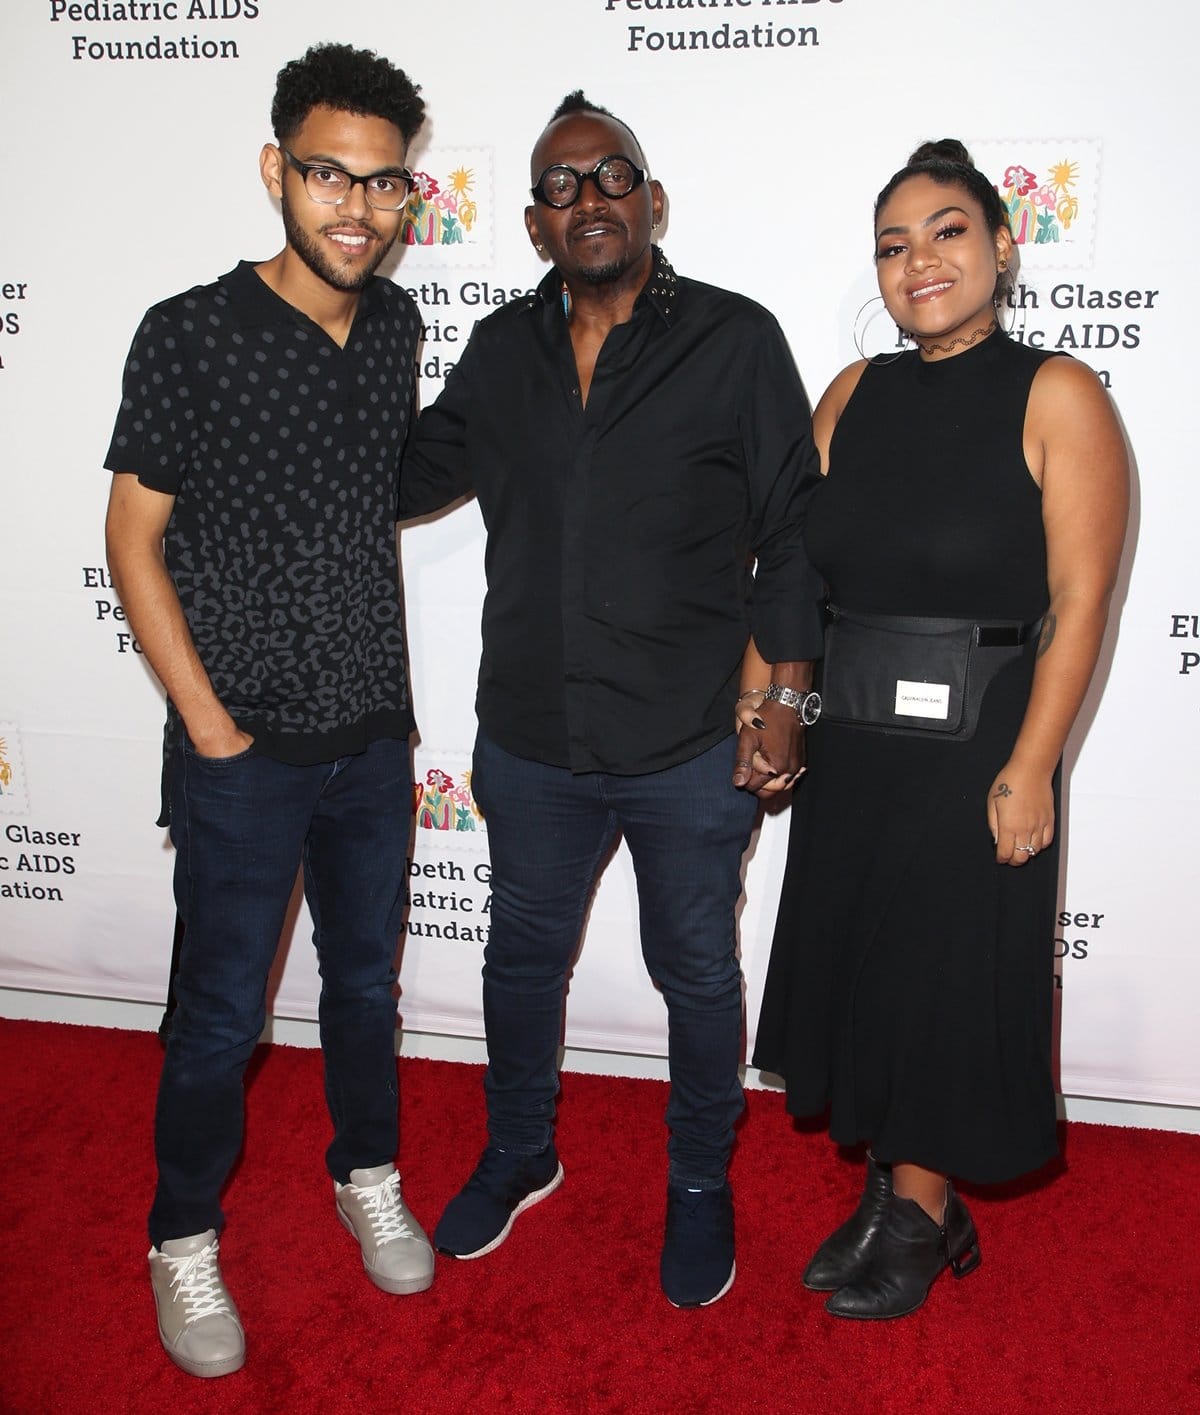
[{"x1": 746, "y1": 140, "x2": 1128, "y2": 1319}]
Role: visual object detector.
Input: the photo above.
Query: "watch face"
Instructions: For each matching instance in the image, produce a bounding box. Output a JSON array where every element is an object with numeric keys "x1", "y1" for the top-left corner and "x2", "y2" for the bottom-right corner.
[{"x1": 801, "y1": 691, "x2": 822, "y2": 726}]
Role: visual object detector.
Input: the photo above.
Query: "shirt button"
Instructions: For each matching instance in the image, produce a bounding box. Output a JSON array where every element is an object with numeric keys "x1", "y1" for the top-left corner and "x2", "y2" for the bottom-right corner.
[{"x1": 571, "y1": 386, "x2": 580, "y2": 396}]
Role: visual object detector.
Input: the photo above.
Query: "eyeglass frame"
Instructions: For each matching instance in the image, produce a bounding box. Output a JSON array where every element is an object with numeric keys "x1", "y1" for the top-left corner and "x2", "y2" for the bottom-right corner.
[
  {"x1": 530, "y1": 154, "x2": 648, "y2": 208},
  {"x1": 281, "y1": 148, "x2": 415, "y2": 210}
]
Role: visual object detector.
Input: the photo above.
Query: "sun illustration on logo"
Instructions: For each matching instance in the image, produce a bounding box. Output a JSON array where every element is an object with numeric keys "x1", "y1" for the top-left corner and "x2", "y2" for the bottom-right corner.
[
  {"x1": 413, "y1": 766, "x2": 484, "y2": 832},
  {"x1": 402, "y1": 163, "x2": 479, "y2": 247}
]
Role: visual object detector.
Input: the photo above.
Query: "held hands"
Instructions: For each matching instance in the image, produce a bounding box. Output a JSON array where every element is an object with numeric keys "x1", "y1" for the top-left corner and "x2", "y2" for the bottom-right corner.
[
  {"x1": 732, "y1": 691, "x2": 806, "y2": 796},
  {"x1": 987, "y1": 760, "x2": 1055, "y2": 867}
]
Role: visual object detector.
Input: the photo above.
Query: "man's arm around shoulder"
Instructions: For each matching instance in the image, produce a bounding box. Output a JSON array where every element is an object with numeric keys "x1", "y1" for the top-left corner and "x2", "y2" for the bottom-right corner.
[{"x1": 397, "y1": 335, "x2": 480, "y2": 521}]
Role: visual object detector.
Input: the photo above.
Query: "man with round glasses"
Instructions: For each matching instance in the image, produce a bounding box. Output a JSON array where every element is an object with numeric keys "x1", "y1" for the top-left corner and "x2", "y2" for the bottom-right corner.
[
  {"x1": 531, "y1": 153, "x2": 647, "y2": 207},
  {"x1": 104, "y1": 43, "x2": 432, "y2": 1378},
  {"x1": 400, "y1": 92, "x2": 824, "y2": 1309}
]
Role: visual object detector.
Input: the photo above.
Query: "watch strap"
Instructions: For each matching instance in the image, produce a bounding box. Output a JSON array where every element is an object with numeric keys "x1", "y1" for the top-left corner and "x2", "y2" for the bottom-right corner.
[{"x1": 764, "y1": 683, "x2": 821, "y2": 724}]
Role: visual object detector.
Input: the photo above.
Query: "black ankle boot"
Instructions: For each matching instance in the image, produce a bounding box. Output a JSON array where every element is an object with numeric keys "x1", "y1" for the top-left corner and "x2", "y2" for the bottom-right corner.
[
  {"x1": 824, "y1": 1181, "x2": 981, "y2": 1320},
  {"x1": 803, "y1": 1154, "x2": 893, "y2": 1291}
]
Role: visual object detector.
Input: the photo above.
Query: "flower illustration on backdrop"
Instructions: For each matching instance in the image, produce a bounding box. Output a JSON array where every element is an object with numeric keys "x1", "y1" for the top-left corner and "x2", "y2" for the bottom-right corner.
[
  {"x1": 1003, "y1": 164, "x2": 1038, "y2": 196},
  {"x1": 402, "y1": 164, "x2": 479, "y2": 247},
  {"x1": 412, "y1": 765, "x2": 484, "y2": 831}
]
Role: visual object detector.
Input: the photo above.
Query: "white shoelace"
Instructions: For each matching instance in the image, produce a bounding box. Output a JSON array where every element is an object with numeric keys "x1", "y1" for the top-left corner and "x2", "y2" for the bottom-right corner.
[
  {"x1": 355, "y1": 1171, "x2": 415, "y2": 1246},
  {"x1": 162, "y1": 1241, "x2": 234, "y2": 1323}
]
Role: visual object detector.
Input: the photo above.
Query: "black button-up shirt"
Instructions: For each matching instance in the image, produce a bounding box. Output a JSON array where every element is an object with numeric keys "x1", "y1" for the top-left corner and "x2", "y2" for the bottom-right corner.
[{"x1": 400, "y1": 249, "x2": 824, "y2": 775}]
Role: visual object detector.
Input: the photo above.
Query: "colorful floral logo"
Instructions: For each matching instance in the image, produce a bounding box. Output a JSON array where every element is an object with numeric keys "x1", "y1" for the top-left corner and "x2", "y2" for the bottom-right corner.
[
  {"x1": 413, "y1": 766, "x2": 484, "y2": 832},
  {"x1": 401, "y1": 165, "x2": 479, "y2": 248},
  {"x1": 972, "y1": 139, "x2": 1100, "y2": 269},
  {"x1": 997, "y1": 157, "x2": 1082, "y2": 246}
]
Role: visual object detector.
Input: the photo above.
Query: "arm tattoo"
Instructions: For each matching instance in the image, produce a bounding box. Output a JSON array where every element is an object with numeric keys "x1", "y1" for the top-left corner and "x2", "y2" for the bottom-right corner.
[
  {"x1": 1036, "y1": 612, "x2": 1057, "y2": 658},
  {"x1": 994, "y1": 782, "x2": 1012, "y2": 798}
]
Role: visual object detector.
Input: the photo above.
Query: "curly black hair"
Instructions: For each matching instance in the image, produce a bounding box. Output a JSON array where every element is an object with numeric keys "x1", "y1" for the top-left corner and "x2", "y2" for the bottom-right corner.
[
  {"x1": 271, "y1": 42, "x2": 425, "y2": 145},
  {"x1": 547, "y1": 90, "x2": 646, "y2": 168}
]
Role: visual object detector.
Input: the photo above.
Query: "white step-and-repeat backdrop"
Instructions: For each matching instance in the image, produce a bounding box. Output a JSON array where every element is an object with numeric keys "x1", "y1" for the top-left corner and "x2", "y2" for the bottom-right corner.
[{"x1": 1, "y1": 2, "x2": 1195, "y2": 1107}]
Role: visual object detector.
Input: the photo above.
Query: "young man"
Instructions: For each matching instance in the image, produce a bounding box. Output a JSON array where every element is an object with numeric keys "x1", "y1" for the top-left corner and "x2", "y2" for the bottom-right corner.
[
  {"x1": 105, "y1": 44, "x2": 432, "y2": 1378},
  {"x1": 399, "y1": 93, "x2": 824, "y2": 1309}
]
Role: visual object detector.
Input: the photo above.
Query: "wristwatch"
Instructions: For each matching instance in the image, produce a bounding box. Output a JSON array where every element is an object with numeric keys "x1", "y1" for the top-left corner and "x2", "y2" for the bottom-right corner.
[{"x1": 764, "y1": 683, "x2": 822, "y2": 726}]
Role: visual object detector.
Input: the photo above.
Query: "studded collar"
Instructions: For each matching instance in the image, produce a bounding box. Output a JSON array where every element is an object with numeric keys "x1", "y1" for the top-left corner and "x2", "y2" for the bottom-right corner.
[{"x1": 640, "y1": 246, "x2": 680, "y2": 324}]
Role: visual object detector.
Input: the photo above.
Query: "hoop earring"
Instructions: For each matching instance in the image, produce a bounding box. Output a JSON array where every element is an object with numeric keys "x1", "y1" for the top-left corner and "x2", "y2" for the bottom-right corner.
[
  {"x1": 853, "y1": 296, "x2": 910, "y2": 364},
  {"x1": 995, "y1": 280, "x2": 1027, "y2": 341}
]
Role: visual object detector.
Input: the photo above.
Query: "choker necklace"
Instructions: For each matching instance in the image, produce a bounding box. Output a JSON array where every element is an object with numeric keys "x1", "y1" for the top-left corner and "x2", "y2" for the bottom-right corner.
[{"x1": 916, "y1": 319, "x2": 998, "y2": 356}]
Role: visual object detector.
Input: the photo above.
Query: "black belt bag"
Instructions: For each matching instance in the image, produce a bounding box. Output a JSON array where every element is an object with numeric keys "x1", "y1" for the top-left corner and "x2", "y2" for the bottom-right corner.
[{"x1": 818, "y1": 604, "x2": 1042, "y2": 740}]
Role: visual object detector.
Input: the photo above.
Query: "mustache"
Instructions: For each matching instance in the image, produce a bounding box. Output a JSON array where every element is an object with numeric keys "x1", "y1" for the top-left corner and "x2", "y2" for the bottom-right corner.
[
  {"x1": 570, "y1": 216, "x2": 620, "y2": 235},
  {"x1": 319, "y1": 219, "x2": 378, "y2": 236}
]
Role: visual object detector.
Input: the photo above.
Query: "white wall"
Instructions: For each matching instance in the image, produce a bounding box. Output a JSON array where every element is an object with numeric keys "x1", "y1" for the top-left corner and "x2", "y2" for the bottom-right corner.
[{"x1": 2, "y1": 1, "x2": 1196, "y2": 1112}]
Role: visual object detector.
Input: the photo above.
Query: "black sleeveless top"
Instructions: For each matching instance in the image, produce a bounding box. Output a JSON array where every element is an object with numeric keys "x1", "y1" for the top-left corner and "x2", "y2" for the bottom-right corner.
[{"x1": 808, "y1": 332, "x2": 1058, "y2": 624}]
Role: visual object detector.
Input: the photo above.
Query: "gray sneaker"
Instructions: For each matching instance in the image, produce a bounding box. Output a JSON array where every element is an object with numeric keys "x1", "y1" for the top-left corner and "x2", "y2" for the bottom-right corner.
[
  {"x1": 335, "y1": 1164, "x2": 434, "y2": 1294},
  {"x1": 148, "y1": 1230, "x2": 245, "y2": 1379}
]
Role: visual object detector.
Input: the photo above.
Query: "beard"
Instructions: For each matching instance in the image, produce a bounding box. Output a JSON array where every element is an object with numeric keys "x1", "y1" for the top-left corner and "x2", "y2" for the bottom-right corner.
[
  {"x1": 576, "y1": 258, "x2": 628, "y2": 285},
  {"x1": 566, "y1": 222, "x2": 645, "y2": 287},
  {"x1": 280, "y1": 186, "x2": 394, "y2": 292}
]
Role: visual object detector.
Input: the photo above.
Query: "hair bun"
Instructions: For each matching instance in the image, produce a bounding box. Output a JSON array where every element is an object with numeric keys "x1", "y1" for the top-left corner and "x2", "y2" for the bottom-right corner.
[{"x1": 907, "y1": 138, "x2": 974, "y2": 169}]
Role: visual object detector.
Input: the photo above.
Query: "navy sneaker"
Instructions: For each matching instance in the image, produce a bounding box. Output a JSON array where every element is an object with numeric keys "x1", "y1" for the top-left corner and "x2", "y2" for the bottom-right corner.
[
  {"x1": 660, "y1": 1181, "x2": 736, "y2": 1307},
  {"x1": 434, "y1": 1145, "x2": 563, "y2": 1258}
]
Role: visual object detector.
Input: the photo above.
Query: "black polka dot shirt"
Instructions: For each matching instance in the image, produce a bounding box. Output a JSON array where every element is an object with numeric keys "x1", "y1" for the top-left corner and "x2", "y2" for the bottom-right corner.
[{"x1": 105, "y1": 261, "x2": 421, "y2": 767}]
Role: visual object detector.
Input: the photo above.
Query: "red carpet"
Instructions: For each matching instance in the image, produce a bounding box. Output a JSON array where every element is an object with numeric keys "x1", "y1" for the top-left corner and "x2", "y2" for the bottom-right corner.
[{"x1": 1, "y1": 1018, "x2": 1197, "y2": 1414}]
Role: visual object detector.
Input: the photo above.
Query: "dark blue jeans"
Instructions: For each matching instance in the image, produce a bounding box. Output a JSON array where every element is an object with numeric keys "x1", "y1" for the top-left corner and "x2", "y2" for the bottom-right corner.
[
  {"x1": 148, "y1": 735, "x2": 411, "y2": 1247},
  {"x1": 471, "y1": 731, "x2": 758, "y2": 1190}
]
